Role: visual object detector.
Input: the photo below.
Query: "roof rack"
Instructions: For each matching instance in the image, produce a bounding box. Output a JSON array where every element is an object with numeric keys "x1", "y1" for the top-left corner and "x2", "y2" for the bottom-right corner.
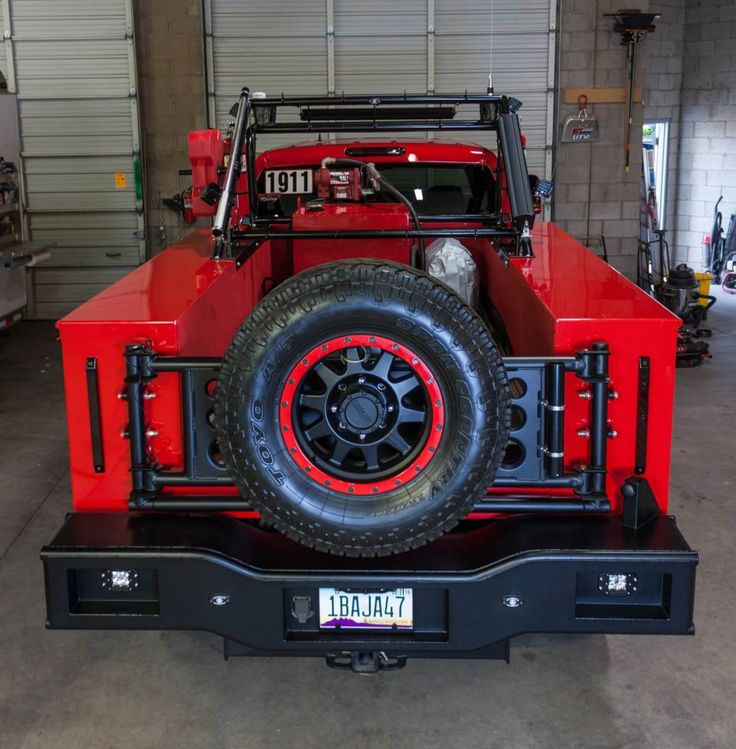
[
  {"x1": 243, "y1": 92, "x2": 507, "y2": 134},
  {"x1": 212, "y1": 88, "x2": 534, "y2": 261}
]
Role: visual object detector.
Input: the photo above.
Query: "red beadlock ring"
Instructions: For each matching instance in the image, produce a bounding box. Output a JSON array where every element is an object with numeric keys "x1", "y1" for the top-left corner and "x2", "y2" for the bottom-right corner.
[{"x1": 279, "y1": 334, "x2": 445, "y2": 495}]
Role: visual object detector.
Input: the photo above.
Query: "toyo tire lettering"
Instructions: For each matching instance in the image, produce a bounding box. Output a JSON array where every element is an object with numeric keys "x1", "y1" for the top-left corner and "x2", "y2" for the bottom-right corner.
[{"x1": 214, "y1": 260, "x2": 510, "y2": 557}]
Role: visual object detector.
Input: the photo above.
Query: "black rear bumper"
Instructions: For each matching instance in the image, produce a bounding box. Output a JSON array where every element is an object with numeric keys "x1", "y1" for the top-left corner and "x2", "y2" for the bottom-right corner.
[{"x1": 41, "y1": 511, "x2": 697, "y2": 663}]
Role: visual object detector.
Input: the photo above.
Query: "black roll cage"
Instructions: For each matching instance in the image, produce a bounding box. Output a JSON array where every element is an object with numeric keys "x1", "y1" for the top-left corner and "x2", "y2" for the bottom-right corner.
[{"x1": 211, "y1": 88, "x2": 536, "y2": 261}]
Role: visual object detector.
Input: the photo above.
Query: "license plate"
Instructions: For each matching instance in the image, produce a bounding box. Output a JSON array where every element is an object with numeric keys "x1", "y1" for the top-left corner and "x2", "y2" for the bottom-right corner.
[
  {"x1": 319, "y1": 588, "x2": 413, "y2": 630},
  {"x1": 265, "y1": 168, "x2": 313, "y2": 194}
]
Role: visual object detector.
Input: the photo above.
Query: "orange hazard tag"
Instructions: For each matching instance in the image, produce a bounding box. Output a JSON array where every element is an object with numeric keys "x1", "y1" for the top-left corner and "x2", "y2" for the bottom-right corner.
[{"x1": 114, "y1": 172, "x2": 127, "y2": 189}]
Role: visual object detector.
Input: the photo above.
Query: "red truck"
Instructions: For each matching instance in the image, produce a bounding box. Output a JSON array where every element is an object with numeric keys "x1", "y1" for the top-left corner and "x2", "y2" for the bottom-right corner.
[{"x1": 42, "y1": 89, "x2": 697, "y2": 672}]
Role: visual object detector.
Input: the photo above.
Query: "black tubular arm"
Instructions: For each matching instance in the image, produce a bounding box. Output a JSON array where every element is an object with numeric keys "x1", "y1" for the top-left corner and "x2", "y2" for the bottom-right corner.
[
  {"x1": 212, "y1": 87, "x2": 251, "y2": 255},
  {"x1": 497, "y1": 113, "x2": 535, "y2": 233}
]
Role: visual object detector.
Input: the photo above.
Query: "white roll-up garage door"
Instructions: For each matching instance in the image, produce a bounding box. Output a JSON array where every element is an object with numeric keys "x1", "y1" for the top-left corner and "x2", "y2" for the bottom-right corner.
[
  {"x1": 0, "y1": 2, "x2": 8, "y2": 85},
  {"x1": 204, "y1": 0, "x2": 329, "y2": 151},
  {"x1": 2, "y1": 0, "x2": 144, "y2": 319},
  {"x1": 204, "y1": 0, "x2": 556, "y2": 176}
]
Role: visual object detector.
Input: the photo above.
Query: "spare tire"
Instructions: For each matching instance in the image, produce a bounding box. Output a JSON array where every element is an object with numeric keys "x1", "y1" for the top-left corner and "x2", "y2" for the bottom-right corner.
[{"x1": 215, "y1": 260, "x2": 509, "y2": 556}]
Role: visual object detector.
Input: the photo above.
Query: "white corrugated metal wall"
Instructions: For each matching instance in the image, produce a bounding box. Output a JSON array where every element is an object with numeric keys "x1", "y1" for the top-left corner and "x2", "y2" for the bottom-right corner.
[
  {"x1": 2, "y1": 0, "x2": 144, "y2": 319},
  {"x1": 0, "y1": 2, "x2": 7, "y2": 85},
  {"x1": 204, "y1": 0, "x2": 329, "y2": 151},
  {"x1": 3, "y1": 1, "x2": 555, "y2": 319},
  {"x1": 204, "y1": 0, "x2": 556, "y2": 176}
]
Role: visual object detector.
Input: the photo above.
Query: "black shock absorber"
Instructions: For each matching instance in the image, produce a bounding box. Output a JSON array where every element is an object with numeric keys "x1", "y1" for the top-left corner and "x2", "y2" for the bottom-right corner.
[
  {"x1": 588, "y1": 342, "x2": 610, "y2": 495},
  {"x1": 544, "y1": 361, "x2": 566, "y2": 478}
]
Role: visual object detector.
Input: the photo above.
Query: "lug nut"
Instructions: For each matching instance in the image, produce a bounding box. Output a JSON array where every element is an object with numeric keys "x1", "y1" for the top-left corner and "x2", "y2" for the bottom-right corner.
[
  {"x1": 378, "y1": 421, "x2": 386, "y2": 429},
  {"x1": 358, "y1": 375, "x2": 366, "y2": 385},
  {"x1": 359, "y1": 433, "x2": 366, "y2": 440},
  {"x1": 387, "y1": 404, "x2": 394, "y2": 412},
  {"x1": 377, "y1": 383, "x2": 386, "y2": 391},
  {"x1": 338, "y1": 383, "x2": 347, "y2": 391},
  {"x1": 330, "y1": 404, "x2": 338, "y2": 413},
  {"x1": 339, "y1": 421, "x2": 346, "y2": 430}
]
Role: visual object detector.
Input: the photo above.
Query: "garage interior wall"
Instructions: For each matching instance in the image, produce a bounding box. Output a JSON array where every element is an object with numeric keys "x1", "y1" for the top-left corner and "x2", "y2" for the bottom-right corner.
[
  {"x1": 203, "y1": 0, "x2": 557, "y2": 178},
  {"x1": 553, "y1": 0, "x2": 651, "y2": 279},
  {"x1": 641, "y1": 0, "x2": 685, "y2": 244},
  {"x1": 672, "y1": 0, "x2": 736, "y2": 270},
  {"x1": 635, "y1": 0, "x2": 735, "y2": 272},
  {"x1": 2, "y1": 0, "x2": 145, "y2": 319},
  {"x1": 134, "y1": 0, "x2": 207, "y2": 256},
  {"x1": 0, "y1": 3, "x2": 6, "y2": 84},
  {"x1": 5, "y1": 1, "x2": 734, "y2": 315}
]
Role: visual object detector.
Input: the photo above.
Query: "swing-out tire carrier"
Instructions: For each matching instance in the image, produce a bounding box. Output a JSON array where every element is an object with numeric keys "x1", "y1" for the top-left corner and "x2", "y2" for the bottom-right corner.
[{"x1": 42, "y1": 505, "x2": 697, "y2": 671}]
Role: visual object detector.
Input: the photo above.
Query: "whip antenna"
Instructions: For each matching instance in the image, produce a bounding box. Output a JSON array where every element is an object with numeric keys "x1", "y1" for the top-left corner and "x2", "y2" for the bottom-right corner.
[{"x1": 488, "y1": 0, "x2": 495, "y2": 93}]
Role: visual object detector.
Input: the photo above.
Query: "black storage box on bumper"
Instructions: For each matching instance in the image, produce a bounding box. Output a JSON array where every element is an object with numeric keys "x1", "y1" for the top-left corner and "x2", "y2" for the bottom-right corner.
[{"x1": 41, "y1": 511, "x2": 697, "y2": 664}]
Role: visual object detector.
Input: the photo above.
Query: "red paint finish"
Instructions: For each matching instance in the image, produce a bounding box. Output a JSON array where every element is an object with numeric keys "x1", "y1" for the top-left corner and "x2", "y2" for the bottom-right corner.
[
  {"x1": 255, "y1": 140, "x2": 511, "y2": 233},
  {"x1": 58, "y1": 230, "x2": 268, "y2": 511},
  {"x1": 259, "y1": 139, "x2": 498, "y2": 170},
  {"x1": 487, "y1": 222, "x2": 680, "y2": 512},
  {"x1": 187, "y1": 135, "x2": 510, "y2": 221},
  {"x1": 188, "y1": 130, "x2": 226, "y2": 216},
  {"x1": 278, "y1": 334, "x2": 444, "y2": 495},
  {"x1": 59, "y1": 140, "x2": 679, "y2": 520},
  {"x1": 292, "y1": 203, "x2": 411, "y2": 273}
]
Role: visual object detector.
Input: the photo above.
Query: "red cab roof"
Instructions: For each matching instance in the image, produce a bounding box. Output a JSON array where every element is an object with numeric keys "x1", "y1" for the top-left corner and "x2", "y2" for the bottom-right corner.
[{"x1": 257, "y1": 139, "x2": 498, "y2": 169}]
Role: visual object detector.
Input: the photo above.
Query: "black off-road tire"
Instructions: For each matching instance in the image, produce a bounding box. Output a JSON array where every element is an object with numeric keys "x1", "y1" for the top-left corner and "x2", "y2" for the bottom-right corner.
[{"x1": 215, "y1": 260, "x2": 510, "y2": 556}]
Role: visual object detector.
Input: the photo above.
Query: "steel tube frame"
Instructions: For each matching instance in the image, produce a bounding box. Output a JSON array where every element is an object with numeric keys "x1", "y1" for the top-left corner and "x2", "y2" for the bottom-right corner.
[
  {"x1": 493, "y1": 475, "x2": 581, "y2": 489},
  {"x1": 212, "y1": 87, "x2": 251, "y2": 253},
  {"x1": 209, "y1": 89, "x2": 536, "y2": 261},
  {"x1": 256, "y1": 121, "x2": 497, "y2": 134},
  {"x1": 124, "y1": 348, "x2": 611, "y2": 512},
  {"x1": 248, "y1": 213, "x2": 504, "y2": 226},
  {"x1": 229, "y1": 228, "x2": 516, "y2": 241},
  {"x1": 136, "y1": 496, "x2": 610, "y2": 514},
  {"x1": 589, "y1": 343, "x2": 610, "y2": 495},
  {"x1": 250, "y1": 93, "x2": 505, "y2": 107},
  {"x1": 124, "y1": 345, "x2": 156, "y2": 497},
  {"x1": 544, "y1": 361, "x2": 566, "y2": 478}
]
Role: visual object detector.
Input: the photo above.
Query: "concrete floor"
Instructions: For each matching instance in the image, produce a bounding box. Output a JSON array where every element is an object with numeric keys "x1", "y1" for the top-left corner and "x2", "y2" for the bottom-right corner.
[{"x1": 1, "y1": 295, "x2": 735, "y2": 749}]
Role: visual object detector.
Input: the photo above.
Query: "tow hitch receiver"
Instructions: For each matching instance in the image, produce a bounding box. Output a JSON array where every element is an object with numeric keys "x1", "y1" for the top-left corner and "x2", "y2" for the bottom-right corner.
[{"x1": 326, "y1": 652, "x2": 407, "y2": 673}]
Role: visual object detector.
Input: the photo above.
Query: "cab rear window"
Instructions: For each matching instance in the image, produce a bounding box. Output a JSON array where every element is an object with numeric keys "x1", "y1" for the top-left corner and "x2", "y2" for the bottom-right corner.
[{"x1": 257, "y1": 163, "x2": 496, "y2": 217}]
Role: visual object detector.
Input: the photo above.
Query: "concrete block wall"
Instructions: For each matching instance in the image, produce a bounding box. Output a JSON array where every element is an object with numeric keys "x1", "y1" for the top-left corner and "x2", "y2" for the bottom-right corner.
[
  {"x1": 642, "y1": 0, "x2": 686, "y2": 241},
  {"x1": 673, "y1": 0, "x2": 736, "y2": 269},
  {"x1": 134, "y1": 0, "x2": 207, "y2": 256},
  {"x1": 554, "y1": 0, "x2": 649, "y2": 279}
]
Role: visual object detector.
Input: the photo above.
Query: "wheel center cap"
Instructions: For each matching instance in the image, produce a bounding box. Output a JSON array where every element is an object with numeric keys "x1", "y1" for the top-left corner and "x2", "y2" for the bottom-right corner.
[{"x1": 343, "y1": 395, "x2": 380, "y2": 430}]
